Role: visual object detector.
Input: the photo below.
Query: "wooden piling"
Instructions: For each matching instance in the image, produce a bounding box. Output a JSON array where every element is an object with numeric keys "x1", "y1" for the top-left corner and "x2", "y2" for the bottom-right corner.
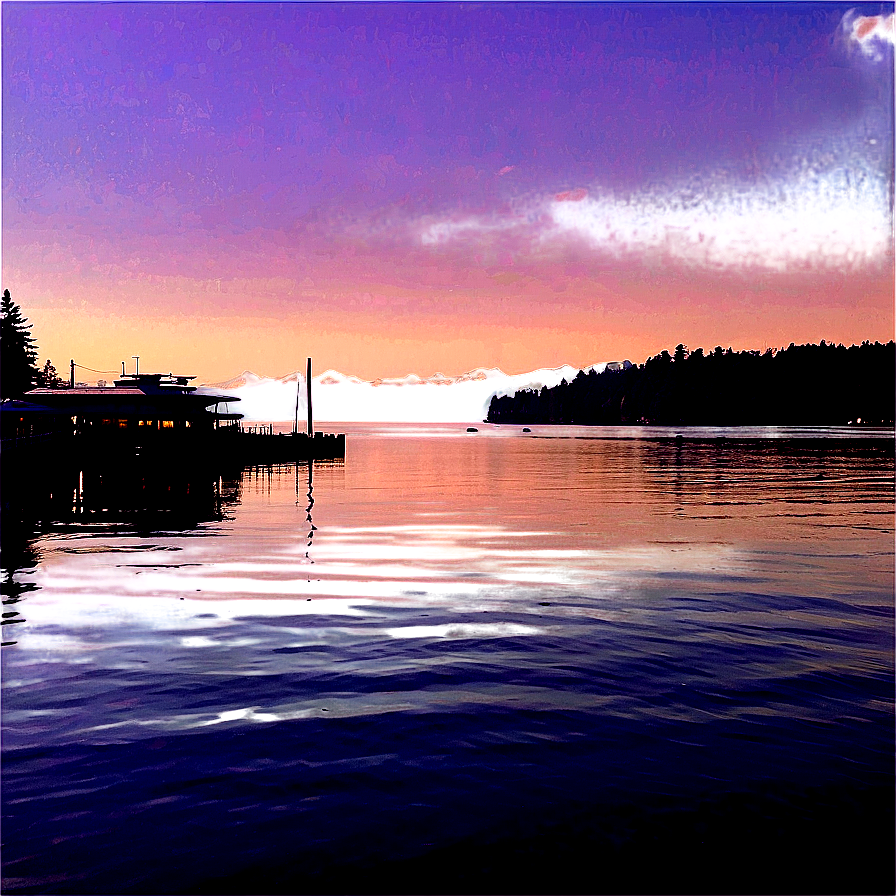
[{"x1": 306, "y1": 357, "x2": 313, "y2": 437}]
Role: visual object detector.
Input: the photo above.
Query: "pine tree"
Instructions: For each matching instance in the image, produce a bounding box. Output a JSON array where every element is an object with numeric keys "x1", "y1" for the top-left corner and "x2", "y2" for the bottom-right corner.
[
  {"x1": 38, "y1": 359, "x2": 63, "y2": 389},
  {"x1": 1, "y1": 289, "x2": 40, "y2": 399}
]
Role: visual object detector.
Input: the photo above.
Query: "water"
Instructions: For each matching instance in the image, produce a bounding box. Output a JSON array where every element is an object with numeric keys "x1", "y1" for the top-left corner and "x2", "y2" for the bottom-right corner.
[{"x1": 2, "y1": 425, "x2": 894, "y2": 894}]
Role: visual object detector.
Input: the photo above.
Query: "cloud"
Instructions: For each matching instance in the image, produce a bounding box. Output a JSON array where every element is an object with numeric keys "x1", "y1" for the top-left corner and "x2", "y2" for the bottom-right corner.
[
  {"x1": 852, "y1": 15, "x2": 896, "y2": 41},
  {"x1": 546, "y1": 160, "x2": 892, "y2": 274},
  {"x1": 555, "y1": 189, "x2": 588, "y2": 203},
  {"x1": 420, "y1": 218, "x2": 476, "y2": 246},
  {"x1": 841, "y1": 10, "x2": 895, "y2": 60},
  {"x1": 215, "y1": 364, "x2": 604, "y2": 422}
]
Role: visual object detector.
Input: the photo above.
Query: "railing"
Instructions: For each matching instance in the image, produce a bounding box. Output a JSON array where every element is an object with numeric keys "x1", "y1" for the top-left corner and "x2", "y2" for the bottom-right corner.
[{"x1": 238, "y1": 424, "x2": 276, "y2": 435}]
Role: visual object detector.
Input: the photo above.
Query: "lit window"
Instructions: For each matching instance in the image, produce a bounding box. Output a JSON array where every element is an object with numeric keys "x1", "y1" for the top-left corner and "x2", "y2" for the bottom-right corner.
[
  {"x1": 117, "y1": 419, "x2": 128, "y2": 428},
  {"x1": 161, "y1": 420, "x2": 175, "y2": 428}
]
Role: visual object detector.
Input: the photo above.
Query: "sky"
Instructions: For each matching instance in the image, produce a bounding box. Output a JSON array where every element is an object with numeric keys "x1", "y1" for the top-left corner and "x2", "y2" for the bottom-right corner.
[{"x1": 2, "y1": 1, "x2": 894, "y2": 383}]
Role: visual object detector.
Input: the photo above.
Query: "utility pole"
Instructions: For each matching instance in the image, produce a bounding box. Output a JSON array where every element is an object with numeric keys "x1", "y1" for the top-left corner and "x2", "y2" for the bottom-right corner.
[
  {"x1": 70, "y1": 359, "x2": 75, "y2": 388},
  {"x1": 132, "y1": 355, "x2": 140, "y2": 375}
]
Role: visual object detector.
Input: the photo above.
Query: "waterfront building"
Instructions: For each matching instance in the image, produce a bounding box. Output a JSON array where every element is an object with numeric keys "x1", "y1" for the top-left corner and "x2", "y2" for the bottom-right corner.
[
  {"x1": 1, "y1": 372, "x2": 241, "y2": 451},
  {"x1": 0, "y1": 370, "x2": 344, "y2": 462}
]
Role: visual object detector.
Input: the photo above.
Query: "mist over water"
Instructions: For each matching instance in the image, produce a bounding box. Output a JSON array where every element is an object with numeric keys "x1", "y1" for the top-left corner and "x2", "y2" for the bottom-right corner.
[
  {"x1": 2, "y1": 425, "x2": 894, "y2": 894},
  {"x1": 209, "y1": 364, "x2": 604, "y2": 423}
]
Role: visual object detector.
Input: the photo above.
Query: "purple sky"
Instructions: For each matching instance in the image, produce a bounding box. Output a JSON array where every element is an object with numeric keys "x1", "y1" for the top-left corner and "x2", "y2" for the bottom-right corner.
[{"x1": 3, "y1": 2, "x2": 894, "y2": 380}]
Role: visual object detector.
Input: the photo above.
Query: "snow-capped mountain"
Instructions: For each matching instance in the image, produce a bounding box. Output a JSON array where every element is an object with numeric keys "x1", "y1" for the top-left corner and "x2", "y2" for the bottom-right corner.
[{"x1": 202, "y1": 363, "x2": 611, "y2": 423}]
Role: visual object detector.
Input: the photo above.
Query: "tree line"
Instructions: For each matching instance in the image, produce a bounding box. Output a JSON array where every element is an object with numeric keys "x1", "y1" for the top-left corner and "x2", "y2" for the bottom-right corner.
[
  {"x1": 487, "y1": 341, "x2": 896, "y2": 426},
  {"x1": 1, "y1": 290, "x2": 64, "y2": 399}
]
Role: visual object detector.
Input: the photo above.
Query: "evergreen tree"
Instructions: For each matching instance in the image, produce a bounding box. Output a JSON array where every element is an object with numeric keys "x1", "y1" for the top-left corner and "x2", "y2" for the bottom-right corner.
[
  {"x1": 486, "y1": 341, "x2": 896, "y2": 426},
  {"x1": 0, "y1": 290, "x2": 40, "y2": 399},
  {"x1": 38, "y1": 359, "x2": 63, "y2": 389}
]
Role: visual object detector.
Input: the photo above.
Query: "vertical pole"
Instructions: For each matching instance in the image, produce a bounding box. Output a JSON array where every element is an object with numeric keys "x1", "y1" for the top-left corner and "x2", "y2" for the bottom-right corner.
[
  {"x1": 70, "y1": 359, "x2": 75, "y2": 388},
  {"x1": 294, "y1": 370, "x2": 300, "y2": 435},
  {"x1": 306, "y1": 357, "x2": 313, "y2": 437}
]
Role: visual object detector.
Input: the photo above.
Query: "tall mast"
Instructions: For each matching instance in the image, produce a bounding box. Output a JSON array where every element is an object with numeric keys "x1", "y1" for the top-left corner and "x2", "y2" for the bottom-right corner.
[{"x1": 306, "y1": 357, "x2": 313, "y2": 437}]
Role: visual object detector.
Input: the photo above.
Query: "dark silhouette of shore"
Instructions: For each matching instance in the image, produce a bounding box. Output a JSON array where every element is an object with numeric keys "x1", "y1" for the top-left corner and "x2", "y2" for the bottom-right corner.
[{"x1": 487, "y1": 340, "x2": 896, "y2": 426}]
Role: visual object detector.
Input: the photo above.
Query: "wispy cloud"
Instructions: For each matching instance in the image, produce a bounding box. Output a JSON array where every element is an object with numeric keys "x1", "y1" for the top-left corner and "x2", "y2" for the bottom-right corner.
[
  {"x1": 546, "y1": 162, "x2": 892, "y2": 274},
  {"x1": 555, "y1": 189, "x2": 588, "y2": 203},
  {"x1": 420, "y1": 218, "x2": 476, "y2": 246}
]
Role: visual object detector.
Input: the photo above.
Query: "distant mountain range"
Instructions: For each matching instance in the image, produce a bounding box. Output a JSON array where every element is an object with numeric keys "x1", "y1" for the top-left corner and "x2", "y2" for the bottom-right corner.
[{"x1": 203, "y1": 363, "x2": 612, "y2": 423}]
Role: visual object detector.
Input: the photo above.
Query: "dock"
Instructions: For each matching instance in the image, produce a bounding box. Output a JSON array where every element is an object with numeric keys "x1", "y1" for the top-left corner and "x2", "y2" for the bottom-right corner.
[{"x1": 217, "y1": 426, "x2": 345, "y2": 462}]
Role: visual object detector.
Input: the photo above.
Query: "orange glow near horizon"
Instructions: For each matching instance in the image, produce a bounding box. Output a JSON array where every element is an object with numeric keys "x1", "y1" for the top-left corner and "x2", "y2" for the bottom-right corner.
[
  {"x1": 15, "y1": 264, "x2": 894, "y2": 384},
  {"x1": 3, "y1": 2, "x2": 893, "y2": 385}
]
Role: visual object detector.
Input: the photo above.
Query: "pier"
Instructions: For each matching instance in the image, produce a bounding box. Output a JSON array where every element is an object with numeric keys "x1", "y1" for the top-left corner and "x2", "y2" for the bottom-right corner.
[{"x1": 218, "y1": 426, "x2": 346, "y2": 463}]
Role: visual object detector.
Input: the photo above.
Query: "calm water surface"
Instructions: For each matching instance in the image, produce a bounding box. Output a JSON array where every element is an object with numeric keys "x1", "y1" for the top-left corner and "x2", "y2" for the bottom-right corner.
[{"x1": 2, "y1": 425, "x2": 894, "y2": 894}]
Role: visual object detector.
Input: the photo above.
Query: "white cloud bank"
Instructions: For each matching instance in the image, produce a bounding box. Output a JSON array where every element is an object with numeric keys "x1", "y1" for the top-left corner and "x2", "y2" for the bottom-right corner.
[{"x1": 205, "y1": 364, "x2": 608, "y2": 423}]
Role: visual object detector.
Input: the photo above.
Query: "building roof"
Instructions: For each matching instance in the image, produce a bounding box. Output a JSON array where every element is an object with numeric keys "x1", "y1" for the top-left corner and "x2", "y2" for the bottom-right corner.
[
  {"x1": 24, "y1": 386, "x2": 240, "y2": 405},
  {"x1": 28, "y1": 388, "x2": 147, "y2": 397},
  {"x1": 13, "y1": 370, "x2": 240, "y2": 418}
]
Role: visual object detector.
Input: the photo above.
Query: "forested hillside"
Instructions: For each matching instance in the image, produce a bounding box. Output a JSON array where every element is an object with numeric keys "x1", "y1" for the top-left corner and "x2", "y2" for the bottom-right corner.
[{"x1": 487, "y1": 342, "x2": 895, "y2": 426}]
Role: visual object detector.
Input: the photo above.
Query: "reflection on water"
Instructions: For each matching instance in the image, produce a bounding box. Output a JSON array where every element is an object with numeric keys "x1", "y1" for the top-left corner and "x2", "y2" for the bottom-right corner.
[
  {"x1": 302, "y1": 459, "x2": 317, "y2": 558},
  {"x1": 0, "y1": 458, "x2": 251, "y2": 647},
  {"x1": 1, "y1": 426, "x2": 893, "y2": 894}
]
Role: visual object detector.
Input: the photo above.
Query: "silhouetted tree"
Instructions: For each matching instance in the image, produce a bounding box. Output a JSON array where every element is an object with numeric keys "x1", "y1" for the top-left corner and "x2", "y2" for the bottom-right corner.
[
  {"x1": 38, "y1": 359, "x2": 64, "y2": 389},
  {"x1": 1, "y1": 289, "x2": 40, "y2": 399},
  {"x1": 487, "y1": 341, "x2": 896, "y2": 426}
]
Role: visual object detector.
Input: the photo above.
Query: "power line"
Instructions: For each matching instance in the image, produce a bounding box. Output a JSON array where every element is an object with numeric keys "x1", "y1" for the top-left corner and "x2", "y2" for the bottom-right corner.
[{"x1": 73, "y1": 363, "x2": 119, "y2": 374}]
